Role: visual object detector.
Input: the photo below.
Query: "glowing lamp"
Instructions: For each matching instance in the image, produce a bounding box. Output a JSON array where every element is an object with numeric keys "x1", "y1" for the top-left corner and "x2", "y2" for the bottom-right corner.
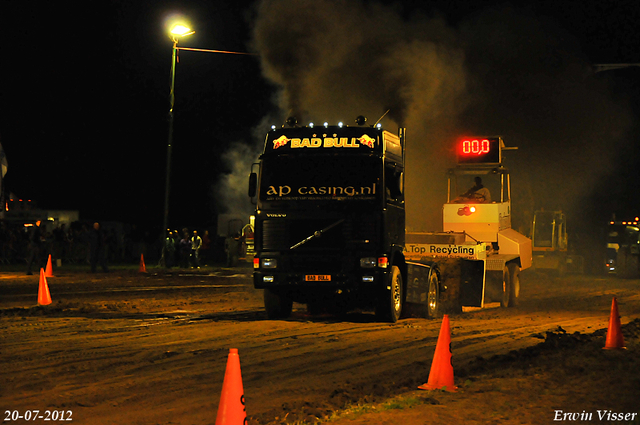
[
  {"x1": 457, "y1": 206, "x2": 476, "y2": 216},
  {"x1": 170, "y1": 25, "x2": 194, "y2": 36}
]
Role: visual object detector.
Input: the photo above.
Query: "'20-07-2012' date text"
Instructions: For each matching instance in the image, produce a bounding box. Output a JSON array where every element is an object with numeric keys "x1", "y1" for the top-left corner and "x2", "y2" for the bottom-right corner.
[{"x1": 4, "y1": 410, "x2": 73, "y2": 421}]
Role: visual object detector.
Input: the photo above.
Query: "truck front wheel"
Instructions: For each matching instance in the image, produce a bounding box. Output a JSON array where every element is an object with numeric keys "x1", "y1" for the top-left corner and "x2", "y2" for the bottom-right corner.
[
  {"x1": 264, "y1": 288, "x2": 293, "y2": 319},
  {"x1": 427, "y1": 270, "x2": 439, "y2": 318},
  {"x1": 376, "y1": 265, "x2": 403, "y2": 323}
]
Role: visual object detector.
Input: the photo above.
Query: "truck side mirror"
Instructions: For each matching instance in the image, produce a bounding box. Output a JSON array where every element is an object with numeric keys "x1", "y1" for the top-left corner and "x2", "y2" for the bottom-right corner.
[{"x1": 248, "y1": 172, "x2": 257, "y2": 198}]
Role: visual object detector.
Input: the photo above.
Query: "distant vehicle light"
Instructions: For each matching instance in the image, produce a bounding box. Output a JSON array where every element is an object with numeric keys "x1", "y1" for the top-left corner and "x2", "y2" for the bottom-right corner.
[
  {"x1": 261, "y1": 258, "x2": 277, "y2": 269},
  {"x1": 362, "y1": 276, "x2": 374, "y2": 282},
  {"x1": 263, "y1": 276, "x2": 274, "y2": 283},
  {"x1": 360, "y1": 257, "x2": 377, "y2": 268},
  {"x1": 378, "y1": 257, "x2": 388, "y2": 268}
]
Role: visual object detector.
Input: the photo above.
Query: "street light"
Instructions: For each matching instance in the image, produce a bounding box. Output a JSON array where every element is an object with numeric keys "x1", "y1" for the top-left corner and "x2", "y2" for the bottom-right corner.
[{"x1": 162, "y1": 24, "x2": 194, "y2": 266}]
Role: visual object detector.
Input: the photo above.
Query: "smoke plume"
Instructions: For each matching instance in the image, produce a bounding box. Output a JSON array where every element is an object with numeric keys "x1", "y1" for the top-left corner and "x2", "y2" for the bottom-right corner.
[{"x1": 249, "y1": 0, "x2": 633, "y2": 232}]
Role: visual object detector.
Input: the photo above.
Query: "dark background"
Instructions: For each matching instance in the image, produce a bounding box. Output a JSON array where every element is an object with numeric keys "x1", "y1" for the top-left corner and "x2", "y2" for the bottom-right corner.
[{"x1": 1, "y1": 1, "x2": 638, "y2": 237}]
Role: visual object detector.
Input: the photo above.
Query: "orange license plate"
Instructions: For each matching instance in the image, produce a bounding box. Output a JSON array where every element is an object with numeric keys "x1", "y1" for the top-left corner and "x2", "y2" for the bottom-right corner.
[{"x1": 305, "y1": 275, "x2": 331, "y2": 281}]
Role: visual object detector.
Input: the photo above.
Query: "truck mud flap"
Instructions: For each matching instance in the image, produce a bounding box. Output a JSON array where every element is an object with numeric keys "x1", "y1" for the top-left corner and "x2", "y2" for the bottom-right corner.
[
  {"x1": 408, "y1": 257, "x2": 485, "y2": 313},
  {"x1": 406, "y1": 262, "x2": 432, "y2": 305},
  {"x1": 405, "y1": 261, "x2": 439, "y2": 318},
  {"x1": 459, "y1": 259, "x2": 485, "y2": 307}
]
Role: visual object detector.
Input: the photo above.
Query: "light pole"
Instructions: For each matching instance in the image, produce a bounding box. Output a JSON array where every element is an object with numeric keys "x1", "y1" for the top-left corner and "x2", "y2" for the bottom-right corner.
[{"x1": 162, "y1": 24, "x2": 194, "y2": 266}]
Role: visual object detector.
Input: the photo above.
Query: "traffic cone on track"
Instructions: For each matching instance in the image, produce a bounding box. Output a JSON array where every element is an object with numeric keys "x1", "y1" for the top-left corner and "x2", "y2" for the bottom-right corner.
[
  {"x1": 139, "y1": 254, "x2": 147, "y2": 273},
  {"x1": 45, "y1": 254, "x2": 54, "y2": 277},
  {"x1": 604, "y1": 297, "x2": 626, "y2": 350},
  {"x1": 419, "y1": 314, "x2": 457, "y2": 392},
  {"x1": 38, "y1": 268, "x2": 52, "y2": 306},
  {"x1": 215, "y1": 348, "x2": 247, "y2": 425}
]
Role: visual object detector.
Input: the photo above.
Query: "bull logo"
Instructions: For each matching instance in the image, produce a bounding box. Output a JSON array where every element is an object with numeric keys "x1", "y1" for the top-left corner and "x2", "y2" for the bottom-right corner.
[
  {"x1": 358, "y1": 134, "x2": 376, "y2": 148},
  {"x1": 272, "y1": 135, "x2": 289, "y2": 149}
]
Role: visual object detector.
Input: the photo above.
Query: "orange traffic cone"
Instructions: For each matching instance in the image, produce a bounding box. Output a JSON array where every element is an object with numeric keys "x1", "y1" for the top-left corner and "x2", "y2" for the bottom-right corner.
[
  {"x1": 45, "y1": 254, "x2": 54, "y2": 277},
  {"x1": 139, "y1": 254, "x2": 147, "y2": 273},
  {"x1": 38, "y1": 268, "x2": 52, "y2": 306},
  {"x1": 419, "y1": 314, "x2": 457, "y2": 392},
  {"x1": 215, "y1": 348, "x2": 247, "y2": 425},
  {"x1": 604, "y1": 297, "x2": 626, "y2": 350}
]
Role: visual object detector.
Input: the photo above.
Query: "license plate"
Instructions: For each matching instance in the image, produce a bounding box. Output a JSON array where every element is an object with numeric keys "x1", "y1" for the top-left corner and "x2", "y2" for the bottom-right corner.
[{"x1": 305, "y1": 275, "x2": 331, "y2": 281}]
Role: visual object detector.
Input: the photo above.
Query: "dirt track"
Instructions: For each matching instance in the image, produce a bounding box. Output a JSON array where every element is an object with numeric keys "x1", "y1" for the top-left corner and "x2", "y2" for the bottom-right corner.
[{"x1": 1, "y1": 267, "x2": 639, "y2": 424}]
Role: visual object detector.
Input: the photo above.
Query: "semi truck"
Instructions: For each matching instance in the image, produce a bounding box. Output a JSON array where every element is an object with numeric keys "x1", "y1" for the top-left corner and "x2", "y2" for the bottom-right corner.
[
  {"x1": 249, "y1": 119, "x2": 531, "y2": 321},
  {"x1": 605, "y1": 215, "x2": 639, "y2": 278}
]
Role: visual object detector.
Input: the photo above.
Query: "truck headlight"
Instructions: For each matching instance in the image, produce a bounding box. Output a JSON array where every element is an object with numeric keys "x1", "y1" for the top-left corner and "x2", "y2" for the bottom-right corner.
[
  {"x1": 261, "y1": 258, "x2": 278, "y2": 269},
  {"x1": 360, "y1": 257, "x2": 377, "y2": 268}
]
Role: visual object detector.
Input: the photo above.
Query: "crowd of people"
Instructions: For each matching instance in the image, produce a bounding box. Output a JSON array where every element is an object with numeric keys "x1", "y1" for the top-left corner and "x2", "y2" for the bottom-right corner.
[
  {"x1": 0, "y1": 219, "x2": 253, "y2": 274},
  {"x1": 162, "y1": 228, "x2": 212, "y2": 269}
]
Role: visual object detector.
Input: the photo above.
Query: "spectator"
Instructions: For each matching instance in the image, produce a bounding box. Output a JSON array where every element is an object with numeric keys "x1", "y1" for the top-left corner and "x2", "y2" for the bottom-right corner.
[
  {"x1": 178, "y1": 232, "x2": 191, "y2": 268},
  {"x1": 164, "y1": 231, "x2": 176, "y2": 268},
  {"x1": 190, "y1": 230, "x2": 202, "y2": 268},
  {"x1": 200, "y1": 230, "x2": 211, "y2": 265},
  {"x1": 89, "y1": 222, "x2": 109, "y2": 273},
  {"x1": 224, "y1": 232, "x2": 241, "y2": 267},
  {"x1": 26, "y1": 220, "x2": 44, "y2": 275}
]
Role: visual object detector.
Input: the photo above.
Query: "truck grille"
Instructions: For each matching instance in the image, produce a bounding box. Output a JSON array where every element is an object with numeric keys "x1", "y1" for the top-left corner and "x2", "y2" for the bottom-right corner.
[{"x1": 261, "y1": 215, "x2": 377, "y2": 251}]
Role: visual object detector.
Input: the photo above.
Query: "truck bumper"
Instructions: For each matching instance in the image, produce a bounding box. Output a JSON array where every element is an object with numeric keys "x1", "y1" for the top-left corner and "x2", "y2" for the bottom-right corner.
[{"x1": 254, "y1": 269, "x2": 390, "y2": 293}]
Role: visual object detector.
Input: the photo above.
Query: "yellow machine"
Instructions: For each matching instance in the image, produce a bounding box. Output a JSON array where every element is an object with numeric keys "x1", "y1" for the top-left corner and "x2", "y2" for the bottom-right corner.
[
  {"x1": 531, "y1": 210, "x2": 583, "y2": 274},
  {"x1": 406, "y1": 137, "x2": 532, "y2": 312},
  {"x1": 531, "y1": 210, "x2": 568, "y2": 273}
]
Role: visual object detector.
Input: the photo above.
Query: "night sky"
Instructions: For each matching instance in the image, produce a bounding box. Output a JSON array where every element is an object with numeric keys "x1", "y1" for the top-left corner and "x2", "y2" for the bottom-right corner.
[{"x1": 1, "y1": 1, "x2": 639, "y2": 237}]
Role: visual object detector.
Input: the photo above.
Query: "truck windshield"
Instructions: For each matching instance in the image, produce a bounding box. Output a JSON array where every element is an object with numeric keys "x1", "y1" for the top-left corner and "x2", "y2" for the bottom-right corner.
[{"x1": 258, "y1": 155, "x2": 381, "y2": 208}]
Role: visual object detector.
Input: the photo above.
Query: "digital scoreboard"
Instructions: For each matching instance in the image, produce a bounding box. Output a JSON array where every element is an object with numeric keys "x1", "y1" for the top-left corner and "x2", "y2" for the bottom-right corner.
[{"x1": 457, "y1": 137, "x2": 502, "y2": 165}]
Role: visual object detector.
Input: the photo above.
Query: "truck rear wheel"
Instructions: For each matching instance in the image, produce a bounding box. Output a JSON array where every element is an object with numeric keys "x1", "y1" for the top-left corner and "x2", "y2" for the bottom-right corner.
[
  {"x1": 507, "y1": 263, "x2": 520, "y2": 307},
  {"x1": 427, "y1": 271, "x2": 439, "y2": 318},
  {"x1": 376, "y1": 265, "x2": 403, "y2": 323},
  {"x1": 500, "y1": 264, "x2": 519, "y2": 308},
  {"x1": 264, "y1": 288, "x2": 293, "y2": 319}
]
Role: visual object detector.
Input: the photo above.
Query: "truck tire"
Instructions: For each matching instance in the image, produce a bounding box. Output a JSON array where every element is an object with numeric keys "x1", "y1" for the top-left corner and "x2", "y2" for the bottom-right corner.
[
  {"x1": 427, "y1": 270, "x2": 439, "y2": 318},
  {"x1": 264, "y1": 288, "x2": 293, "y2": 319},
  {"x1": 507, "y1": 263, "x2": 520, "y2": 307},
  {"x1": 376, "y1": 265, "x2": 403, "y2": 323},
  {"x1": 500, "y1": 265, "x2": 519, "y2": 308}
]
